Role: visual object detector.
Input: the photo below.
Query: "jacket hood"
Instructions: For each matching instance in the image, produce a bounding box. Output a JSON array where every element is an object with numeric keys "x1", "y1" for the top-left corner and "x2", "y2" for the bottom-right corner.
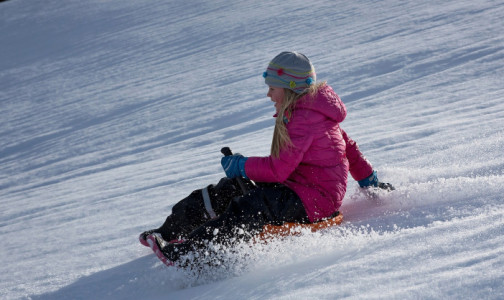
[{"x1": 294, "y1": 84, "x2": 346, "y2": 123}]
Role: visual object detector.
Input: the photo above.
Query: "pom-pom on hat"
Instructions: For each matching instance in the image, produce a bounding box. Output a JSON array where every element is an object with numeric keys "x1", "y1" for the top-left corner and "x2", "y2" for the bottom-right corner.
[{"x1": 262, "y1": 51, "x2": 316, "y2": 94}]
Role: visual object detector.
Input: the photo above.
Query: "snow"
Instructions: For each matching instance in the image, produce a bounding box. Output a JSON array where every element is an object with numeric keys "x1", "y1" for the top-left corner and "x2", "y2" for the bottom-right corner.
[{"x1": 1, "y1": 0, "x2": 503, "y2": 299}]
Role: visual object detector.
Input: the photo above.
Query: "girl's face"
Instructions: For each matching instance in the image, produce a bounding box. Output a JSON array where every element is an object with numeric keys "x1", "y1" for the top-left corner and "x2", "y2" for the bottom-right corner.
[{"x1": 267, "y1": 86, "x2": 285, "y2": 113}]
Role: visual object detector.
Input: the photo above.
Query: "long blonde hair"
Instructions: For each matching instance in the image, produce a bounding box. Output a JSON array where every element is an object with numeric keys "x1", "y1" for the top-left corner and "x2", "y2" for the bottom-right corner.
[{"x1": 271, "y1": 82, "x2": 326, "y2": 158}]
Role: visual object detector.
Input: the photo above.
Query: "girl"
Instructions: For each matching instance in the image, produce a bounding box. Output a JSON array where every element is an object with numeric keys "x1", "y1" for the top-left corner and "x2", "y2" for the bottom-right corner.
[{"x1": 140, "y1": 51, "x2": 393, "y2": 265}]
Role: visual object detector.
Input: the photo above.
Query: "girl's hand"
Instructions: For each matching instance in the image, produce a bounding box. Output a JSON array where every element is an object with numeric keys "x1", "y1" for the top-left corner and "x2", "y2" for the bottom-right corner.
[{"x1": 221, "y1": 154, "x2": 248, "y2": 179}]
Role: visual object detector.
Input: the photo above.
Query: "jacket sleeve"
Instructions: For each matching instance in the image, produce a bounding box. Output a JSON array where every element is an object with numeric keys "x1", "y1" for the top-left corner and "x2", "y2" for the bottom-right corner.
[
  {"x1": 245, "y1": 113, "x2": 314, "y2": 183},
  {"x1": 341, "y1": 129, "x2": 373, "y2": 181}
]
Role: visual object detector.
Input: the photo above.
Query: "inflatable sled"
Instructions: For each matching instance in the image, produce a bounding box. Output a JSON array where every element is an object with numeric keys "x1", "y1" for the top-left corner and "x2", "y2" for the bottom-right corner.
[{"x1": 257, "y1": 212, "x2": 343, "y2": 240}]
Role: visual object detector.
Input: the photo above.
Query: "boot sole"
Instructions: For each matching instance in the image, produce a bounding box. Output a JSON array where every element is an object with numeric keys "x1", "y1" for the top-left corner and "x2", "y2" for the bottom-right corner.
[{"x1": 146, "y1": 234, "x2": 175, "y2": 267}]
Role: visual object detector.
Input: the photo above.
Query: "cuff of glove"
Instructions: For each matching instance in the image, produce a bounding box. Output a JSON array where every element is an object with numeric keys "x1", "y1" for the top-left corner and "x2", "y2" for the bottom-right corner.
[
  {"x1": 239, "y1": 157, "x2": 248, "y2": 179},
  {"x1": 358, "y1": 170, "x2": 378, "y2": 188}
]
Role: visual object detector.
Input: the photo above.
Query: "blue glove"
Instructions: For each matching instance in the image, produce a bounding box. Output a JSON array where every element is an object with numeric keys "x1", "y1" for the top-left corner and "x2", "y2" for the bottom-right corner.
[
  {"x1": 358, "y1": 170, "x2": 379, "y2": 188},
  {"x1": 221, "y1": 154, "x2": 248, "y2": 179}
]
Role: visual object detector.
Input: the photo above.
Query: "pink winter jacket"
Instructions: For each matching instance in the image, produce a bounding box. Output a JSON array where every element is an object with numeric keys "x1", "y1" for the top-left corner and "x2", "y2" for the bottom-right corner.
[{"x1": 245, "y1": 84, "x2": 349, "y2": 222}]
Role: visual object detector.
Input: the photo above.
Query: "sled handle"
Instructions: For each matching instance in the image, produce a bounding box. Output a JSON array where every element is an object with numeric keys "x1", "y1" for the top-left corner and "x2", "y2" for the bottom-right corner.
[
  {"x1": 220, "y1": 147, "x2": 248, "y2": 194},
  {"x1": 220, "y1": 147, "x2": 233, "y2": 157}
]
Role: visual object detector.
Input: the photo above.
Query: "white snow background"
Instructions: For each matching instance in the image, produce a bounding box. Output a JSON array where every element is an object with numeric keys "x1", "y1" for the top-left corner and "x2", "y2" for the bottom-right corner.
[{"x1": 1, "y1": 0, "x2": 504, "y2": 299}]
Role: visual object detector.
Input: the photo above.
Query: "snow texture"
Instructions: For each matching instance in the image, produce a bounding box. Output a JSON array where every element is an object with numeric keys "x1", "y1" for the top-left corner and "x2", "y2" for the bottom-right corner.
[{"x1": 1, "y1": 0, "x2": 503, "y2": 299}]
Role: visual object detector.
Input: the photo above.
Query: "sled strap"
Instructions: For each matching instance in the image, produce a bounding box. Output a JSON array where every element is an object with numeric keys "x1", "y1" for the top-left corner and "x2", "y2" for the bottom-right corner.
[{"x1": 202, "y1": 187, "x2": 217, "y2": 219}]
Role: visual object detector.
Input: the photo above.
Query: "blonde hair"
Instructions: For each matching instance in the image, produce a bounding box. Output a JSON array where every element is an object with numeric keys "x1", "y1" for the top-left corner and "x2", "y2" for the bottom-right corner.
[{"x1": 270, "y1": 81, "x2": 326, "y2": 158}]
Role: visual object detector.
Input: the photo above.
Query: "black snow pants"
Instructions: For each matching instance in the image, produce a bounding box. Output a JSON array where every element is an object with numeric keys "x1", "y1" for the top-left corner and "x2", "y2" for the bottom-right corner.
[{"x1": 155, "y1": 177, "x2": 309, "y2": 245}]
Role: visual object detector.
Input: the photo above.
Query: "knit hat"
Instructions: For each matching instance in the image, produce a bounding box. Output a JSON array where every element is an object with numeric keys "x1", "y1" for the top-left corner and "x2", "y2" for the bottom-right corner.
[{"x1": 262, "y1": 51, "x2": 316, "y2": 94}]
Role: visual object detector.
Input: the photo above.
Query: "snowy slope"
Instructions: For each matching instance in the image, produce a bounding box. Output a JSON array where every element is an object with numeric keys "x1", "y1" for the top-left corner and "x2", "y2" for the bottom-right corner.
[{"x1": 1, "y1": 0, "x2": 503, "y2": 299}]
